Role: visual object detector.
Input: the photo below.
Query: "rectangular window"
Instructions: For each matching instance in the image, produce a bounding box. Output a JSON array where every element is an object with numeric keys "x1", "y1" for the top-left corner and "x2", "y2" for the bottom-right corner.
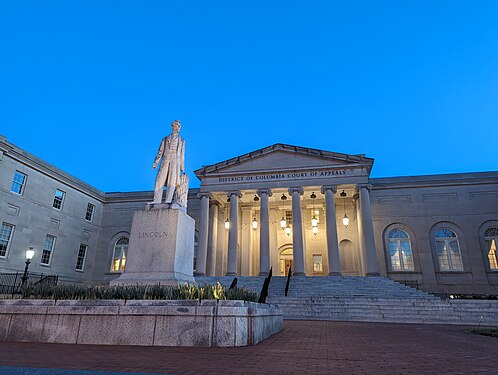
[
  {"x1": 0, "y1": 223, "x2": 15, "y2": 258},
  {"x1": 85, "y1": 203, "x2": 95, "y2": 221},
  {"x1": 76, "y1": 244, "x2": 87, "y2": 271},
  {"x1": 312, "y1": 254, "x2": 323, "y2": 273},
  {"x1": 52, "y1": 189, "x2": 65, "y2": 210},
  {"x1": 285, "y1": 210, "x2": 293, "y2": 224},
  {"x1": 10, "y1": 171, "x2": 27, "y2": 195},
  {"x1": 41, "y1": 235, "x2": 56, "y2": 265}
]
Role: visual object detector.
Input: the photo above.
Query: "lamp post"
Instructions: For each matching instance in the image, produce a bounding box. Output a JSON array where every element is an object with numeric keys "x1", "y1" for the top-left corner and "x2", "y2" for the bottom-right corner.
[{"x1": 21, "y1": 247, "x2": 35, "y2": 287}]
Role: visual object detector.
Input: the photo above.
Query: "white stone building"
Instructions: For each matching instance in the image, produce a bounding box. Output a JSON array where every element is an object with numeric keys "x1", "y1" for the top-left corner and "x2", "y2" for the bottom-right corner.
[{"x1": 1, "y1": 136, "x2": 497, "y2": 295}]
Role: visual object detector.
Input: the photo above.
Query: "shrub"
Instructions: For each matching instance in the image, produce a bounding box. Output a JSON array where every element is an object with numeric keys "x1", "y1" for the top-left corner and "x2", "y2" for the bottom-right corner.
[{"x1": 18, "y1": 282, "x2": 259, "y2": 302}]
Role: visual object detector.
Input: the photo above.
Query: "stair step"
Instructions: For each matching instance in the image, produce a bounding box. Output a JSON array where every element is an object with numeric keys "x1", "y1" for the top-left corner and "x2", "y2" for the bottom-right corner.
[{"x1": 195, "y1": 276, "x2": 498, "y2": 326}]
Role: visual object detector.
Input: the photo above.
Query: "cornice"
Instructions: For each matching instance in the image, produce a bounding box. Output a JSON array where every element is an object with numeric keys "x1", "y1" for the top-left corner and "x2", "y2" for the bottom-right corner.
[
  {"x1": 194, "y1": 143, "x2": 374, "y2": 178},
  {"x1": 1, "y1": 136, "x2": 106, "y2": 202},
  {"x1": 370, "y1": 171, "x2": 498, "y2": 190}
]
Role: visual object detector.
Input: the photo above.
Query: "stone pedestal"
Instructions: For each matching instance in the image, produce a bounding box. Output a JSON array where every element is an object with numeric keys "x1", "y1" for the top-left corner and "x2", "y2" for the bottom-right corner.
[{"x1": 111, "y1": 206, "x2": 195, "y2": 286}]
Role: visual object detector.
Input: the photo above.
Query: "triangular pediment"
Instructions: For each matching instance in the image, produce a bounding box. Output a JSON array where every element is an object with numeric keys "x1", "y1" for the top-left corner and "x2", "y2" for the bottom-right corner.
[{"x1": 195, "y1": 143, "x2": 374, "y2": 178}]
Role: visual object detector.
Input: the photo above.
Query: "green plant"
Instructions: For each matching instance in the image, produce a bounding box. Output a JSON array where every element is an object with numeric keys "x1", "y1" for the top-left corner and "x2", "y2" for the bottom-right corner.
[{"x1": 17, "y1": 283, "x2": 260, "y2": 302}]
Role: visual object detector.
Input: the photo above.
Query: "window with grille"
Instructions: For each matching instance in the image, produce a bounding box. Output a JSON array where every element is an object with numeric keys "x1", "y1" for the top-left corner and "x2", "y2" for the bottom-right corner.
[
  {"x1": 484, "y1": 227, "x2": 498, "y2": 270},
  {"x1": 53, "y1": 189, "x2": 65, "y2": 210},
  {"x1": 76, "y1": 244, "x2": 88, "y2": 271},
  {"x1": 0, "y1": 223, "x2": 14, "y2": 258},
  {"x1": 41, "y1": 235, "x2": 56, "y2": 265},
  {"x1": 388, "y1": 229, "x2": 414, "y2": 271},
  {"x1": 111, "y1": 237, "x2": 129, "y2": 272},
  {"x1": 11, "y1": 171, "x2": 27, "y2": 195},
  {"x1": 285, "y1": 210, "x2": 292, "y2": 225},
  {"x1": 85, "y1": 203, "x2": 95, "y2": 221},
  {"x1": 435, "y1": 228, "x2": 463, "y2": 271}
]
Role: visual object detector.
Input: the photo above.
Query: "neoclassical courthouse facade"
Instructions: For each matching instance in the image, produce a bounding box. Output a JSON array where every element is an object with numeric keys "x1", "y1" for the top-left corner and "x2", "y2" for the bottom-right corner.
[{"x1": 1, "y1": 135, "x2": 498, "y2": 295}]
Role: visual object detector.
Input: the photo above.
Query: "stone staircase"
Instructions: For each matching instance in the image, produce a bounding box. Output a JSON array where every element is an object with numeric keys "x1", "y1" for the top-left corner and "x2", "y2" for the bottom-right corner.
[{"x1": 195, "y1": 276, "x2": 498, "y2": 326}]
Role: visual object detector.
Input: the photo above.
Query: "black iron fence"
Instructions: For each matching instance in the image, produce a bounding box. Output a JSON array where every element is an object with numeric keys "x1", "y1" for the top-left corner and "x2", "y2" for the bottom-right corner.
[{"x1": 0, "y1": 271, "x2": 59, "y2": 296}]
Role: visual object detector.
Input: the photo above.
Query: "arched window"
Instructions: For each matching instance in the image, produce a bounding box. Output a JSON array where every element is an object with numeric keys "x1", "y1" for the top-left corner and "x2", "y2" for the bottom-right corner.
[
  {"x1": 111, "y1": 237, "x2": 129, "y2": 272},
  {"x1": 435, "y1": 228, "x2": 463, "y2": 271},
  {"x1": 388, "y1": 229, "x2": 414, "y2": 271},
  {"x1": 484, "y1": 228, "x2": 498, "y2": 270}
]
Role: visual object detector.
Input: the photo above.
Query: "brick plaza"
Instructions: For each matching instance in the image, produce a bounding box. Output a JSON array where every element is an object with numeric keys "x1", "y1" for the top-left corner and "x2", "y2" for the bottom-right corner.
[{"x1": 0, "y1": 321, "x2": 496, "y2": 375}]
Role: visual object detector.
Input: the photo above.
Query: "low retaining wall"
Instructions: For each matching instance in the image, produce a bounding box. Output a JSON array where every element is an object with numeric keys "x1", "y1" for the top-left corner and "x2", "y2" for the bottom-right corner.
[{"x1": 0, "y1": 299, "x2": 283, "y2": 347}]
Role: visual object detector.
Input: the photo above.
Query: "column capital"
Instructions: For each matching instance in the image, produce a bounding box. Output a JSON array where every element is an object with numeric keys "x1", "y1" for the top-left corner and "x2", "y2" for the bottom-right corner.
[
  {"x1": 197, "y1": 192, "x2": 212, "y2": 199},
  {"x1": 256, "y1": 188, "x2": 273, "y2": 197},
  {"x1": 355, "y1": 183, "x2": 373, "y2": 192},
  {"x1": 321, "y1": 185, "x2": 337, "y2": 195},
  {"x1": 288, "y1": 187, "x2": 304, "y2": 195},
  {"x1": 209, "y1": 199, "x2": 221, "y2": 207},
  {"x1": 226, "y1": 191, "x2": 243, "y2": 199}
]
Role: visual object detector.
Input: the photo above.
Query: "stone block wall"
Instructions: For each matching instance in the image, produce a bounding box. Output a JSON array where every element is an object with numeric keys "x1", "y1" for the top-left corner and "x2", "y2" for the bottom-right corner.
[{"x1": 0, "y1": 299, "x2": 283, "y2": 347}]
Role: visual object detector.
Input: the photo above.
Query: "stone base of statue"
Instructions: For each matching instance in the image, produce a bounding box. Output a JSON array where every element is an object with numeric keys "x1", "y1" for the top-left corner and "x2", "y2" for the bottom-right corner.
[{"x1": 110, "y1": 205, "x2": 195, "y2": 286}]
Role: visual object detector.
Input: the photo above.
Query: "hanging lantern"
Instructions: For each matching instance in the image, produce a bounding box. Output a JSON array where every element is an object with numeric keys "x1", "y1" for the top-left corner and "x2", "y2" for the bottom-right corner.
[
  {"x1": 342, "y1": 214, "x2": 349, "y2": 228},
  {"x1": 311, "y1": 216, "x2": 318, "y2": 227},
  {"x1": 310, "y1": 192, "x2": 318, "y2": 227},
  {"x1": 280, "y1": 193, "x2": 288, "y2": 230},
  {"x1": 285, "y1": 225, "x2": 291, "y2": 237},
  {"x1": 280, "y1": 217, "x2": 287, "y2": 229},
  {"x1": 225, "y1": 218, "x2": 230, "y2": 230},
  {"x1": 340, "y1": 190, "x2": 349, "y2": 228},
  {"x1": 312, "y1": 226, "x2": 318, "y2": 236},
  {"x1": 252, "y1": 217, "x2": 258, "y2": 230}
]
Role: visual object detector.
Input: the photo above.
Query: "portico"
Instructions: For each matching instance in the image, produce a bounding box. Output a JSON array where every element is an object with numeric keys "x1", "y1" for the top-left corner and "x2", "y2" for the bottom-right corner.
[{"x1": 194, "y1": 144, "x2": 379, "y2": 277}]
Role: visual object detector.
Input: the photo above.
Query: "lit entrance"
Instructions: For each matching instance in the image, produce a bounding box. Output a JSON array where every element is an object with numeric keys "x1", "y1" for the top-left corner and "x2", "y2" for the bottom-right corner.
[{"x1": 279, "y1": 248, "x2": 294, "y2": 276}]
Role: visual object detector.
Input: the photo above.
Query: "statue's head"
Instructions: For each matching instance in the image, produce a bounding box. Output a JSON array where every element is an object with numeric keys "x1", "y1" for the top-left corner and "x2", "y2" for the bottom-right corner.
[{"x1": 171, "y1": 120, "x2": 181, "y2": 133}]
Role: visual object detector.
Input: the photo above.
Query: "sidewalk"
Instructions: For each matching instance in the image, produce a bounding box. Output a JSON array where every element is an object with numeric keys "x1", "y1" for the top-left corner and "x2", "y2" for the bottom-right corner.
[{"x1": 0, "y1": 321, "x2": 496, "y2": 374}]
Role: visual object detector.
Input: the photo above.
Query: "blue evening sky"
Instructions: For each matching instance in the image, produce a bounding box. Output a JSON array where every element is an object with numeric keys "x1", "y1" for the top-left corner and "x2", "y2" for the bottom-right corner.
[{"x1": 1, "y1": 1, "x2": 497, "y2": 192}]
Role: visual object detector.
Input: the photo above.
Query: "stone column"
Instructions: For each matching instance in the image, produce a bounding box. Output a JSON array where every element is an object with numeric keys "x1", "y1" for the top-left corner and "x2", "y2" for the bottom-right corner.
[
  {"x1": 240, "y1": 207, "x2": 252, "y2": 275},
  {"x1": 257, "y1": 189, "x2": 272, "y2": 276},
  {"x1": 357, "y1": 184, "x2": 379, "y2": 276},
  {"x1": 195, "y1": 192, "x2": 211, "y2": 276},
  {"x1": 354, "y1": 193, "x2": 365, "y2": 275},
  {"x1": 226, "y1": 191, "x2": 242, "y2": 276},
  {"x1": 289, "y1": 187, "x2": 305, "y2": 276},
  {"x1": 321, "y1": 185, "x2": 341, "y2": 276},
  {"x1": 207, "y1": 202, "x2": 219, "y2": 276}
]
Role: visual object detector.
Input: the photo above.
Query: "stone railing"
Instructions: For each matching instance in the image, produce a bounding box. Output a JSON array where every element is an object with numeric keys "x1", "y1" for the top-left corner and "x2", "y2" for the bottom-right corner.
[{"x1": 0, "y1": 299, "x2": 283, "y2": 347}]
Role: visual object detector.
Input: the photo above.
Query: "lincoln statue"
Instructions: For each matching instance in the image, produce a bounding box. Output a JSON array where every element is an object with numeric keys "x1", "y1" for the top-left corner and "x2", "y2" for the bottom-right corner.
[{"x1": 152, "y1": 119, "x2": 186, "y2": 204}]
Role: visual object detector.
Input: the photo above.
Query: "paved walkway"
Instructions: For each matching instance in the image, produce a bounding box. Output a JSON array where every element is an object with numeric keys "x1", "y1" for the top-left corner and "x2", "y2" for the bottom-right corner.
[{"x1": 0, "y1": 321, "x2": 496, "y2": 375}]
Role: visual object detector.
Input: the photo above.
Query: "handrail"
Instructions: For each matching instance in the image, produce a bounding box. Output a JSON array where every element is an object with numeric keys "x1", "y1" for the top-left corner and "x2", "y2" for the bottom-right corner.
[
  {"x1": 258, "y1": 267, "x2": 272, "y2": 304},
  {"x1": 284, "y1": 266, "x2": 291, "y2": 297}
]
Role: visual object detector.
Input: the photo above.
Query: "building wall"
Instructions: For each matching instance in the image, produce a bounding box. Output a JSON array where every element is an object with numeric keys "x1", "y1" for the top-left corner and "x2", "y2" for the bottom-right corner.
[
  {"x1": 370, "y1": 172, "x2": 498, "y2": 295},
  {"x1": 0, "y1": 136, "x2": 104, "y2": 283}
]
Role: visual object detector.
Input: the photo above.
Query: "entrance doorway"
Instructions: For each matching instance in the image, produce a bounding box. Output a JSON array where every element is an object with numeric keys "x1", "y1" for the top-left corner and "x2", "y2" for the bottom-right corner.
[
  {"x1": 279, "y1": 248, "x2": 294, "y2": 276},
  {"x1": 339, "y1": 239, "x2": 359, "y2": 276}
]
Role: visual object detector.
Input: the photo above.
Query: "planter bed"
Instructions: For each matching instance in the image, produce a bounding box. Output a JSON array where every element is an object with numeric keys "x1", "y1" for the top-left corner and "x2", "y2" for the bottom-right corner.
[{"x1": 0, "y1": 299, "x2": 283, "y2": 347}]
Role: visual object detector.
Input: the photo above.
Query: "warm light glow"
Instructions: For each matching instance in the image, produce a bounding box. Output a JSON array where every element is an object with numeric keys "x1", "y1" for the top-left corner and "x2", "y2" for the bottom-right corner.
[
  {"x1": 312, "y1": 226, "x2": 318, "y2": 236},
  {"x1": 225, "y1": 219, "x2": 230, "y2": 230},
  {"x1": 342, "y1": 214, "x2": 349, "y2": 227},
  {"x1": 26, "y1": 247, "x2": 35, "y2": 260},
  {"x1": 311, "y1": 216, "x2": 318, "y2": 227},
  {"x1": 285, "y1": 225, "x2": 291, "y2": 237},
  {"x1": 252, "y1": 218, "x2": 258, "y2": 230},
  {"x1": 280, "y1": 217, "x2": 287, "y2": 229}
]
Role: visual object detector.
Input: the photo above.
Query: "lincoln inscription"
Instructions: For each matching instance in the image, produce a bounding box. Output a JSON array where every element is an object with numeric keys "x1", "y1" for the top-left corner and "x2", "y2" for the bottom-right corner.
[{"x1": 137, "y1": 231, "x2": 168, "y2": 238}]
